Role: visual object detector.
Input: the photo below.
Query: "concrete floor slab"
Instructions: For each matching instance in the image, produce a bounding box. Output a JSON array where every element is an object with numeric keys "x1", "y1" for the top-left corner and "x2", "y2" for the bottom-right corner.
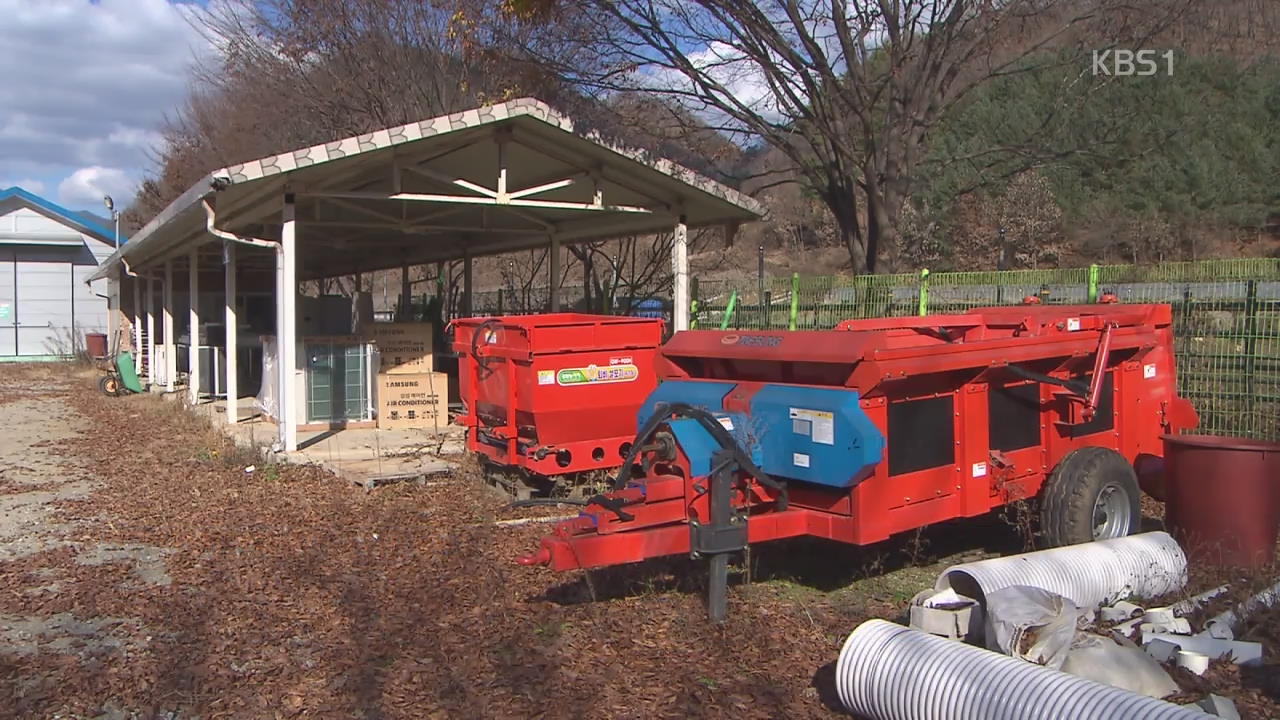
[{"x1": 191, "y1": 395, "x2": 465, "y2": 488}]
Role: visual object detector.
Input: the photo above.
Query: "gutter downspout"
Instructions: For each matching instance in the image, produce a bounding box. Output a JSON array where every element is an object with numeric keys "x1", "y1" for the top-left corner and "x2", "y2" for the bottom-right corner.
[
  {"x1": 203, "y1": 198, "x2": 284, "y2": 448},
  {"x1": 202, "y1": 199, "x2": 280, "y2": 251}
]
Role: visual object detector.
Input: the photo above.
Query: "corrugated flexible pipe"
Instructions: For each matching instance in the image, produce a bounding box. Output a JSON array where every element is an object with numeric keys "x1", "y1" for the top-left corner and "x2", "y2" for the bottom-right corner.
[
  {"x1": 935, "y1": 532, "x2": 1186, "y2": 608},
  {"x1": 836, "y1": 620, "x2": 1208, "y2": 720}
]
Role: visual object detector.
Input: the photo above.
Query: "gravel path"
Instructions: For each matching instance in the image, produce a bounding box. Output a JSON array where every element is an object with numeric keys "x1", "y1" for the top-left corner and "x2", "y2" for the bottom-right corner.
[{"x1": 0, "y1": 366, "x2": 173, "y2": 718}]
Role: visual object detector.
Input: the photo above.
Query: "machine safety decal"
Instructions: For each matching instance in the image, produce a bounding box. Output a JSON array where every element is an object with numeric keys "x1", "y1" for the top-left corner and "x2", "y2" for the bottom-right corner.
[
  {"x1": 792, "y1": 452, "x2": 810, "y2": 468},
  {"x1": 789, "y1": 408, "x2": 835, "y2": 445},
  {"x1": 1066, "y1": 317, "x2": 1081, "y2": 331},
  {"x1": 717, "y1": 416, "x2": 735, "y2": 431},
  {"x1": 972, "y1": 462, "x2": 988, "y2": 478},
  {"x1": 556, "y1": 363, "x2": 639, "y2": 386},
  {"x1": 537, "y1": 370, "x2": 556, "y2": 385},
  {"x1": 1144, "y1": 363, "x2": 1157, "y2": 379}
]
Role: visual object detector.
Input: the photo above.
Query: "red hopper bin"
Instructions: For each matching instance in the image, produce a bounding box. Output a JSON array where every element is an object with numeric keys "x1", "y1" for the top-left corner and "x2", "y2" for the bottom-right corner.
[{"x1": 451, "y1": 313, "x2": 664, "y2": 477}]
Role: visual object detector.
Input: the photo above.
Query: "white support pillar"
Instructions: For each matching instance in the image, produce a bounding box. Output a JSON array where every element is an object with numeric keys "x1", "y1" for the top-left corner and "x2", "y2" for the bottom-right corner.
[
  {"x1": 163, "y1": 260, "x2": 176, "y2": 392},
  {"x1": 280, "y1": 198, "x2": 298, "y2": 452},
  {"x1": 146, "y1": 277, "x2": 156, "y2": 386},
  {"x1": 188, "y1": 248, "x2": 200, "y2": 404},
  {"x1": 224, "y1": 241, "x2": 238, "y2": 424},
  {"x1": 273, "y1": 240, "x2": 284, "y2": 430},
  {"x1": 462, "y1": 248, "x2": 473, "y2": 317},
  {"x1": 673, "y1": 217, "x2": 689, "y2": 331},
  {"x1": 132, "y1": 279, "x2": 142, "y2": 355},
  {"x1": 549, "y1": 236, "x2": 561, "y2": 312}
]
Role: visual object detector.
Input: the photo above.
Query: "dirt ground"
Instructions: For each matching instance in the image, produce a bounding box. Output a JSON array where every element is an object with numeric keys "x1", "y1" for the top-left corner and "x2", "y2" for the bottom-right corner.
[{"x1": 0, "y1": 364, "x2": 1275, "y2": 719}]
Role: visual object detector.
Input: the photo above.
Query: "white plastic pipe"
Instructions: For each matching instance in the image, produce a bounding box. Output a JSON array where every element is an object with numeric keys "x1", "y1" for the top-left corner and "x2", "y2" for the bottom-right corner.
[
  {"x1": 935, "y1": 532, "x2": 1186, "y2": 609},
  {"x1": 836, "y1": 620, "x2": 1207, "y2": 720},
  {"x1": 1169, "y1": 585, "x2": 1228, "y2": 617},
  {"x1": 1205, "y1": 579, "x2": 1280, "y2": 636}
]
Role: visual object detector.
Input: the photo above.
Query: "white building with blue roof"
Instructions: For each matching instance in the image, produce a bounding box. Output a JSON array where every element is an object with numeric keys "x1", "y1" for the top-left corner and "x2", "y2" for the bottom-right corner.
[{"x1": 0, "y1": 186, "x2": 124, "y2": 359}]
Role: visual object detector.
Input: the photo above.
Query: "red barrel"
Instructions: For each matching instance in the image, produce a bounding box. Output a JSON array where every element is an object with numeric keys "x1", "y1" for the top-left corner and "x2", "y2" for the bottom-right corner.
[
  {"x1": 1161, "y1": 434, "x2": 1280, "y2": 567},
  {"x1": 84, "y1": 332, "x2": 108, "y2": 359}
]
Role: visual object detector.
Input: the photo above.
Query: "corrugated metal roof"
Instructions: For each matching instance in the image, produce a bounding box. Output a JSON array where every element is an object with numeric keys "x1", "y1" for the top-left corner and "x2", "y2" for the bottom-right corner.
[
  {"x1": 0, "y1": 186, "x2": 126, "y2": 245},
  {"x1": 89, "y1": 97, "x2": 761, "y2": 282}
]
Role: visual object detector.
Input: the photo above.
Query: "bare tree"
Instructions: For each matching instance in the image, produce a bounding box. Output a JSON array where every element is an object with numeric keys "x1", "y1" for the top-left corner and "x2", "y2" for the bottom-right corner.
[
  {"x1": 485, "y1": 0, "x2": 1190, "y2": 273},
  {"x1": 128, "y1": 0, "x2": 542, "y2": 227},
  {"x1": 569, "y1": 228, "x2": 718, "y2": 313}
]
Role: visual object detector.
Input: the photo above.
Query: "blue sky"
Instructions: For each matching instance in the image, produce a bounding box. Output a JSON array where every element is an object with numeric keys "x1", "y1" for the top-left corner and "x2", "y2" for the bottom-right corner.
[{"x1": 0, "y1": 0, "x2": 215, "y2": 212}]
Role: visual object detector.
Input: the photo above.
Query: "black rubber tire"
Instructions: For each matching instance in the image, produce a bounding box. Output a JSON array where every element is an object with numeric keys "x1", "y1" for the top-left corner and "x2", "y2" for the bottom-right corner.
[
  {"x1": 98, "y1": 375, "x2": 120, "y2": 397},
  {"x1": 1039, "y1": 446, "x2": 1140, "y2": 547}
]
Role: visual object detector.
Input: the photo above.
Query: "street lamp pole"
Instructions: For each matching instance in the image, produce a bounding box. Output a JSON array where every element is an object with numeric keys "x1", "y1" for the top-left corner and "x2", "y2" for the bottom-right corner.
[{"x1": 103, "y1": 195, "x2": 118, "y2": 248}]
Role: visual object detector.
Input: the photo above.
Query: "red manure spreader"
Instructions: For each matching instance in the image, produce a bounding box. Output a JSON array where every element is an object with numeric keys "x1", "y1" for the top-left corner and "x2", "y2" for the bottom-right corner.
[
  {"x1": 452, "y1": 314, "x2": 665, "y2": 496},
  {"x1": 518, "y1": 304, "x2": 1199, "y2": 619}
]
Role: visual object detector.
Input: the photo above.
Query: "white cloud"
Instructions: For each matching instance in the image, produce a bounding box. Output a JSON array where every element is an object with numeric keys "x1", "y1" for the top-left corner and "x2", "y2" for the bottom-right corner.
[
  {"x1": 57, "y1": 166, "x2": 135, "y2": 208},
  {"x1": 634, "y1": 41, "x2": 798, "y2": 137},
  {"x1": 0, "y1": 178, "x2": 48, "y2": 195},
  {"x1": 0, "y1": 0, "x2": 215, "y2": 208},
  {"x1": 624, "y1": 2, "x2": 888, "y2": 137}
]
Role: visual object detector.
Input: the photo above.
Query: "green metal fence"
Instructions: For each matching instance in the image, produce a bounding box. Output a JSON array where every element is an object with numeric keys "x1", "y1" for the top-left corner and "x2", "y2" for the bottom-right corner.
[{"x1": 692, "y1": 258, "x2": 1280, "y2": 441}]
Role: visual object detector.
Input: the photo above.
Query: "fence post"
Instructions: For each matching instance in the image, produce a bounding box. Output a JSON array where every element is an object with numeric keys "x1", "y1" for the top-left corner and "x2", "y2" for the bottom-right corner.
[
  {"x1": 497, "y1": 288, "x2": 504, "y2": 315},
  {"x1": 690, "y1": 277, "x2": 700, "y2": 329},
  {"x1": 789, "y1": 273, "x2": 800, "y2": 330},
  {"x1": 720, "y1": 290, "x2": 739, "y2": 330},
  {"x1": 1087, "y1": 264, "x2": 1100, "y2": 303},
  {"x1": 763, "y1": 290, "x2": 773, "y2": 329},
  {"x1": 1245, "y1": 279, "x2": 1259, "y2": 423},
  {"x1": 757, "y1": 245, "x2": 766, "y2": 328},
  {"x1": 917, "y1": 268, "x2": 930, "y2": 316}
]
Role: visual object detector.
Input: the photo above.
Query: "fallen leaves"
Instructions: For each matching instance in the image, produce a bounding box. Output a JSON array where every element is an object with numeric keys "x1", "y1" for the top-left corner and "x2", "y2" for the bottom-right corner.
[{"x1": 0, "y1": 373, "x2": 866, "y2": 718}]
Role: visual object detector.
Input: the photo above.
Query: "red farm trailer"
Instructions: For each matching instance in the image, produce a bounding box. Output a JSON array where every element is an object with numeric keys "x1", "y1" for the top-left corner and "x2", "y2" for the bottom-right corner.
[
  {"x1": 452, "y1": 313, "x2": 664, "y2": 495},
  {"x1": 518, "y1": 304, "x2": 1200, "y2": 619}
]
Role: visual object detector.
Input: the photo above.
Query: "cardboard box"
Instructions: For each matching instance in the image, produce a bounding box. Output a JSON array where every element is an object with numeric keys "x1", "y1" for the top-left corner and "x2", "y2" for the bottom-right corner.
[
  {"x1": 370, "y1": 323, "x2": 434, "y2": 374},
  {"x1": 377, "y1": 372, "x2": 447, "y2": 430}
]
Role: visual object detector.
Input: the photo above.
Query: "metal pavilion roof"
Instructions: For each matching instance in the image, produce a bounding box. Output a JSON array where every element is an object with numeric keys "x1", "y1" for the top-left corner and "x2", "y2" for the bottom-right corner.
[{"x1": 90, "y1": 97, "x2": 763, "y2": 281}]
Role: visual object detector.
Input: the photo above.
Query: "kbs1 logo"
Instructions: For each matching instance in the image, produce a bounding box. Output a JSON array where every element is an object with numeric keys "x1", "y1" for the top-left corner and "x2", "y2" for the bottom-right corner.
[{"x1": 1092, "y1": 49, "x2": 1174, "y2": 77}]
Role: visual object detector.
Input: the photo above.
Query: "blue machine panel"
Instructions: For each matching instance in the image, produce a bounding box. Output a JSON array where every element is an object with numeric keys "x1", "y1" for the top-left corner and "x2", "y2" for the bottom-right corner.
[
  {"x1": 637, "y1": 380, "x2": 883, "y2": 490},
  {"x1": 664, "y1": 414, "x2": 759, "y2": 478},
  {"x1": 748, "y1": 385, "x2": 884, "y2": 489},
  {"x1": 637, "y1": 380, "x2": 735, "y2": 427},
  {"x1": 637, "y1": 381, "x2": 755, "y2": 478}
]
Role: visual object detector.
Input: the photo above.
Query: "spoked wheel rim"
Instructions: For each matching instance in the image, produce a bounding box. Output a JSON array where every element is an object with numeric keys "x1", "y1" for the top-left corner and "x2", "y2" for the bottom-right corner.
[{"x1": 1092, "y1": 482, "x2": 1132, "y2": 539}]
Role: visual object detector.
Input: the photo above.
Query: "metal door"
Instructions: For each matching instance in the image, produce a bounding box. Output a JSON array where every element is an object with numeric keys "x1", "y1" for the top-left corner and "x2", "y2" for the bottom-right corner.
[{"x1": 15, "y1": 255, "x2": 72, "y2": 356}]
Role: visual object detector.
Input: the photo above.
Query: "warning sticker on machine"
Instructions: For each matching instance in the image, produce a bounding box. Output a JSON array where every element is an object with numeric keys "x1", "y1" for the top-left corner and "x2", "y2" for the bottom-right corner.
[
  {"x1": 1143, "y1": 363, "x2": 1157, "y2": 379},
  {"x1": 789, "y1": 408, "x2": 834, "y2": 445},
  {"x1": 717, "y1": 416, "x2": 735, "y2": 431},
  {"x1": 556, "y1": 364, "x2": 639, "y2": 386},
  {"x1": 793, "y1": 452, "x2": 810, "y2": 468},
  {"x1": 972, "y1": 462, "x2": 988, "y2": 478},
  {"x1": 537, "y1": 370, "x2": 555, "y2": 385}
]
